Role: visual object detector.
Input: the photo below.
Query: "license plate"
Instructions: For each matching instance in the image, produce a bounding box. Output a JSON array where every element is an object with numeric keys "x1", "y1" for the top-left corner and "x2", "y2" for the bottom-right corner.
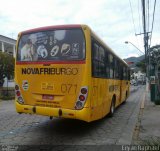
[{"x1": 42, "y1": 94, "x2": 54, "y2": 100}]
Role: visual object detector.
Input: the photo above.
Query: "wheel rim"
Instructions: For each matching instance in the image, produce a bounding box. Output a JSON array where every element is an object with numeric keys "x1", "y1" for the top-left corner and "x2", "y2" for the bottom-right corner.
[{"x1": 111, "y1": 102, "x2": 114, "y2": 114}]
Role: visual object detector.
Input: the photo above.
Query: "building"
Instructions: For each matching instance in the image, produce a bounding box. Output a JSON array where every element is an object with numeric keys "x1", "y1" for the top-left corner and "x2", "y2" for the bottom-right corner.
[
  {"x1": 131, "y1": 71, "x2": 146, "y2": 85},
  {"x1": 0, "y1": 35, "x2": 16, "y2": 87},
  {"x1": 0, "y1": 35, "x2": 16, "y2": 57}
]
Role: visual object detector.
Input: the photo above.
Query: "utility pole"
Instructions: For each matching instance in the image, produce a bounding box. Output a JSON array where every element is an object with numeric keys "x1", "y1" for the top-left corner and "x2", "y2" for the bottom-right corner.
[
  {"x1": 142, "y1": 0, "x2": 150, "y2": 72},
  {"x1": 142, "y1": 0, "x2": 147, "y2": 57},
  {"x1": 135, "y1": 0, "x2": 151, "y2": 95},
  {"x1": 136, "y1": 0, "x2": 150, "y2": 73}
]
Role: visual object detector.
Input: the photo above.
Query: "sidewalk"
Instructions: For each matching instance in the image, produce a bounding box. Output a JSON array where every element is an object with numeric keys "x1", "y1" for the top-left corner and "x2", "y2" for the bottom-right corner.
[{"x1": 133, "y1": 89, "x2": 160, "y2": 145}]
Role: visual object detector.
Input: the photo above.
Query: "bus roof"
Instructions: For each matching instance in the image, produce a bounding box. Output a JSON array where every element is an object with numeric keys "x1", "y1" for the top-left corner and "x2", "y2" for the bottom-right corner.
[{"x1": 20, "y1": 24, "x2": 82, "y2": 35}]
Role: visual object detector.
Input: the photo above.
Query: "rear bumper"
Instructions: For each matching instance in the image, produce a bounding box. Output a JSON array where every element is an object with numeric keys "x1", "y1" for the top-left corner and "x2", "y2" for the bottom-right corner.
[{"x1": 15, "y1": 101, "x2": 91, "y2": 122}]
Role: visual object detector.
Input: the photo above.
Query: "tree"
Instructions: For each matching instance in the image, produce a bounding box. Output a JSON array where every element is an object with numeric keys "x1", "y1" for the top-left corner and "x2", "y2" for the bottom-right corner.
[
  {"x1": 135, "y1": 58, "x2": 146, "y2": 73},
  {"x1": 149, "y1": 45, "x2": 160, "y2": 66},
  {"x1": 0, "y1": 52, "x2": 15, "y2": 87}
]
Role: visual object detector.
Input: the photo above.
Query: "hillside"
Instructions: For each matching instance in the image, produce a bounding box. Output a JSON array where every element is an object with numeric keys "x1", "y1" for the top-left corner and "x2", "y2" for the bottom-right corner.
[{"x1": 123, "y1": 55, "x2": 145, "y2": 69}]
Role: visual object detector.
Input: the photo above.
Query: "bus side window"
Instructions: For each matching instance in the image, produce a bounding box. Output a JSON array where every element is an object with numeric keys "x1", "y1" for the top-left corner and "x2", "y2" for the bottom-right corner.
[
  {"x1": 120, "y1": 64, "x2": 123, "y2": 80},
  {"x1": 92, "y1": 42, "x2": 99, "y2": 77},
  {"x1": 99, "y1": 46, "x2": 105, "y2": 77},
  {"x1": 123, "y1": 67, "x2": 127, "y2": 80},
  {"x1": 115, "y1": 59, "x2": 120, "y2": 79},
  {"x1": 105, "y1": 51, "x2": 110, "y2": 78},
  {"x1": 109, "y1": 54, "x2": 114, "y2": 78},
  {"x1": 92, "y1": 40, "x2": 105, "y2": 77}
]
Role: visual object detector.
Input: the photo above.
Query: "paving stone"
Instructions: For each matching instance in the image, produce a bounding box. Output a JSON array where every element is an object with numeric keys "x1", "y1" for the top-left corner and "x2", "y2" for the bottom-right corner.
[{"x1": 0, "y1": 85, "x2": 144, "y2": 146}]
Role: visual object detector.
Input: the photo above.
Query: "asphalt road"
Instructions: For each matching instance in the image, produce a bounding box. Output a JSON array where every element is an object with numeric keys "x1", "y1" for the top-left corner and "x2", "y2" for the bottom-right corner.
[{"x1": 0, "y1": 85, "x2": 145, "y2": 148}]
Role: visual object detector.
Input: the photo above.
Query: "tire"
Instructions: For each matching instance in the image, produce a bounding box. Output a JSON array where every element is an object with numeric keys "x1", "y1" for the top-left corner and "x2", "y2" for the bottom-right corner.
[{"x1": 109, "y1": 97, "x2": 115, "y2": 117}]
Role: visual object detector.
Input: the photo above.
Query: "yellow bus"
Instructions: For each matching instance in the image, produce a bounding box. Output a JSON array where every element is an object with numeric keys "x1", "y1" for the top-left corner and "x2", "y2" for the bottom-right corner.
[{"x1": 15, "y1": 24, "x2": 130, "y2": 122}]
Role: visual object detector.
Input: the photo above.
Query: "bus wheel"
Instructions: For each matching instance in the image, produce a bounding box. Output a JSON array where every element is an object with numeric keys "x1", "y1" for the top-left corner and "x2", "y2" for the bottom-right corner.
[
  {"x1": 109, "y1": 97, "x2": 115, "y2": 117},
  {"x1": 49, "y1": 116, "x2": 53, "y2": 120}
]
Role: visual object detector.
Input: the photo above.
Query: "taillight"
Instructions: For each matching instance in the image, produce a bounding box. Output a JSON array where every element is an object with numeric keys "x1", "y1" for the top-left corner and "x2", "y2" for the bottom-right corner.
[
  {"x1": 15, "y1": 85, "x2": 19, "y2": 90},
  {"x1": 79, "y1": 95, "x2": 85, "y2": 101},
  {"x1": 16, "y1": 91, "x2": 21, "y2": 97},
  {"x1": 75, "y1": 101, "x2": 83, "y2": 109},
  {"x1": 15, "y1": 84, "x2": 24, "y2": 104},
  {"x1": 75, "y1": 86, "x2": 88, "y2": 110},
  {"x1": 18, "y1": 97, "x2": 24, "y2": 104},
  {"x1": 81, "y1": 88, "x2": 87, "y2": 94}
]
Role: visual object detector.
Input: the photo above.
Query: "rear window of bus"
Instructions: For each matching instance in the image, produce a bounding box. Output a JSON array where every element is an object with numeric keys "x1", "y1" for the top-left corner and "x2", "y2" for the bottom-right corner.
[{"x1": 17, "y1": 29, "x2": 85, "y2": 62}]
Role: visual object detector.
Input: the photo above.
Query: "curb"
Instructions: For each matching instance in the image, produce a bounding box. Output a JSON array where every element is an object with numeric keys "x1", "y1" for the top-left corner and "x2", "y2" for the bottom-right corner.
[{"x1": 131, "y1": 91, "x2": 146, "y2": 144}]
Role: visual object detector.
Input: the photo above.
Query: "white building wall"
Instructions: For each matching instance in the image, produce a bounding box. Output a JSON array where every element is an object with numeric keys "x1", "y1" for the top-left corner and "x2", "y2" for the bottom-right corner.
[
  {"x1": 3, "y1": 78, "x2": 15, "y2": 88},
  {"x1": 0, "y1": 35, "x2": 16, "y2": 57}
]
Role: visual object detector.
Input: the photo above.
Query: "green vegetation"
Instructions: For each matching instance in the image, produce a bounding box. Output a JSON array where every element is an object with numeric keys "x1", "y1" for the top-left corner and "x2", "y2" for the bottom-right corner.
[
  {"x1": 0, "y1": 87, "x2": 15, "y2": 100},
  {"x1": 0, "y1": 52, "x2": 15, "y2": 87},
  {"x1": 136, "y1": 58, "x2": 146, "y2": 73},
  {"x1": 0, "y1": 95, "x2": 15, "y2": 100}
]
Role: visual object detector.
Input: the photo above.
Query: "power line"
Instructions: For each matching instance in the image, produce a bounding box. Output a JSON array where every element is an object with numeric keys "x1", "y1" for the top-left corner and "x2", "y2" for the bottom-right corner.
[
  {"x1": 147, "y1": 0, "x2": 150, "y2": 33},
  {"x1": 149, "y1": 0, "x2": 156, "y2": 47},
  {"x1": 129, "y1": 0, "x2": 143, "y2": 52},
  {"x1": 138, "y1": 0, "x2": 142, "y2": 33},
  {"x1": 148, "y1": 0, "x2": 150, "y2": 32},
  {"x1": 129, "y1": 0, "x2": 137, "y2": 35}
]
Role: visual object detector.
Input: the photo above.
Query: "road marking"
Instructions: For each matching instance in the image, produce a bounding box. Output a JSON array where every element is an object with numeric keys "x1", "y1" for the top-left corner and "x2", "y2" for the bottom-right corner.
[{"x1": 140, "y1": 92, "x2": 145, "y2": 109}]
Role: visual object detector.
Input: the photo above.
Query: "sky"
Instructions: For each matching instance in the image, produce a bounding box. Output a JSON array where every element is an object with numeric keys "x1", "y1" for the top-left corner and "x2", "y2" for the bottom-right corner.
[{"x1": 0, "y1": 0, "x2": 159, "y2": 59}]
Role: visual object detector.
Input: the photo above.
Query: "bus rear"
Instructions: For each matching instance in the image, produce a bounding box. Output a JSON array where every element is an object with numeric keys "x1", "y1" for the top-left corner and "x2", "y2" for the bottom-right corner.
[{"x1": 15, "y1": 25, "x2": 92, "y2": 122}]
